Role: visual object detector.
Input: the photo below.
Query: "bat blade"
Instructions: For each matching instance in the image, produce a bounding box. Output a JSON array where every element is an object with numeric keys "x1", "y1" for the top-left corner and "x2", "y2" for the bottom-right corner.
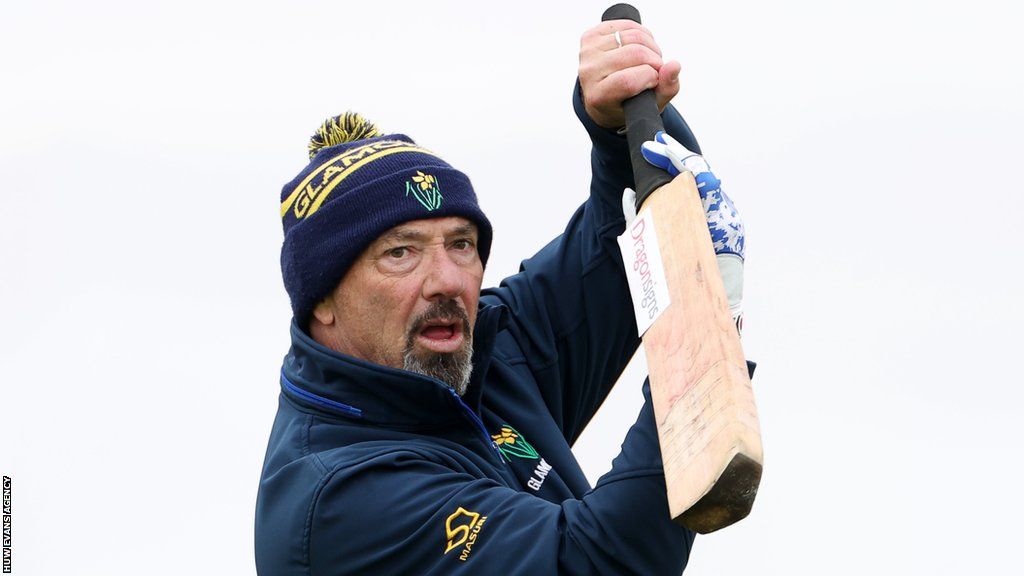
[{"x1": 640, "y1": 173, "x2": 762, "y2": 533}]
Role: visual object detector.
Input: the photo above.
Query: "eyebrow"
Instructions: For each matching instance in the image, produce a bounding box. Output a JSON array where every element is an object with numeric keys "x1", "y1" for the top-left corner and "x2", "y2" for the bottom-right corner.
[
  {"x1": 384, "y1": 228, "x2": 430, "y2": 243},
  {"x1": 449, "y1": 223, "x2": 477, "y2": 237},
  {"x1": 383, "y1": 223, "x2": 477, "y2": 243}
]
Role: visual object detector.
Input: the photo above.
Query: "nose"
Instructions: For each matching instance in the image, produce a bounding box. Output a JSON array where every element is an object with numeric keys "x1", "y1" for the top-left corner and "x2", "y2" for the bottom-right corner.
[{"x1": 421, "y1": 247, "x2": 465, "y2": 302}]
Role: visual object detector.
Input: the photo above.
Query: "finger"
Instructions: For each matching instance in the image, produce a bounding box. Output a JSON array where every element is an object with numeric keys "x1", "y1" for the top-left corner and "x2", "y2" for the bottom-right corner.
[
  {"x1": 649, "y1": 133, "x2": 696, "y2": 173},
  {"x1": 587, "y1": 26, "x2": 661, "y2": 54},
  {"x1": 658, "y1": 132, "x2": 699, "y2": 161},
  {"x1": 641, "y1": 141, "x2": 681, "y2": 176},
  {"x1": 580, "y1": 24, "x2": 654, "y2": 57},
  {"x1": 592, "y1": 64, "x2": 660, "y2": 104},
  {"x1": 655, "y1": 60, "x2": 681, "y2": 111},
  {"x1": 619, "y1": 27, "x2": 660, "y2": 55},
  {"x1": 653, "y1": 138, "x2": 691, "y2": 174},
  {"x1": 580, "y1": 19, "x2": 648, "y2": 42},
  {"x1": 578, "y1": 43, "x2": 662, "y2": 88},
  {"x1": 590, "y1": 43, "x2": 664, "y2": 80},
  {"x1": 657, "y1": 131, "x2": 688, "y2": 153}
]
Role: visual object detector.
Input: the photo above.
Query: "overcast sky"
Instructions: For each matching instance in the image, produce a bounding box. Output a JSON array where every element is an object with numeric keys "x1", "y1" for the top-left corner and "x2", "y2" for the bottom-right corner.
[{"x1": 2, "y1": 0, "x2": 1022, "y2": 574}]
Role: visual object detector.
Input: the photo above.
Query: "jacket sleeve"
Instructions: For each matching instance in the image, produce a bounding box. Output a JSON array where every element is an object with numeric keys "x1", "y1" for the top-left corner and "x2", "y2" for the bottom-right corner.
[
  {"x1": 308, "y1": 381, "x2": 694, "y2": 576},
  {"x1": 480, "y1": 81, "x2": 704, "y2": 443}
]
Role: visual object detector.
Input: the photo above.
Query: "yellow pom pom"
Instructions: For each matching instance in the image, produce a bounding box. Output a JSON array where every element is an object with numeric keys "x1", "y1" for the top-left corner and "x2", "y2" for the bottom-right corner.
[{"x1": 308, "y1": 112, "x2": 381, "y2": 159}]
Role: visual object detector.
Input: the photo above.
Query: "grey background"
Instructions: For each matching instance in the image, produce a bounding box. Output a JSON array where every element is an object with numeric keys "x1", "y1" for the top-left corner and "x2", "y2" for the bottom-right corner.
[{"x1": 2, "y1": 0, "x2": 1021, "y2": 574}]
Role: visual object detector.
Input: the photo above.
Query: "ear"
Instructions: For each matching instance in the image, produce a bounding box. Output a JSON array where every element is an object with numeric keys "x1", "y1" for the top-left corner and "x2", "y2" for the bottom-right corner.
[{"x1": 311, "y1": 297, "x2": 336, "y2": 326}]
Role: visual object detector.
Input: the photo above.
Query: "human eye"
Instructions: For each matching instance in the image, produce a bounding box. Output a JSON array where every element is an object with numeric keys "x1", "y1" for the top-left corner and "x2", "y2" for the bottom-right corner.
[
  {"x1": 448, "y1": 237, "x2": 479, "y2": 266},
  {"x1": 451, "y1": 238, "x2": 475, "y2": 251},
  {"x1": 386, "y1": 246, "x2": 410, "y2": 259},
  {"x1": 376, "y1": 244, "x2": 419, "y2": 274}
]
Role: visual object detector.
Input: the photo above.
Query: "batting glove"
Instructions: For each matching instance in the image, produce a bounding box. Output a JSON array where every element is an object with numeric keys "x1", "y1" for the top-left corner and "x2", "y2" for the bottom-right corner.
[
  {"x1": 636, "y1": 132, "x2": 746, "y2": 333},
  {"x1": 640, "y1": 131, "x2": 744, "y2": 260}
]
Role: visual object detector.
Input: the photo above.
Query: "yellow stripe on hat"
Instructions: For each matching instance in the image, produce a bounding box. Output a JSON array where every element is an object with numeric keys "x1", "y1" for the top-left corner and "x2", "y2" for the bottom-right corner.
[
  {"x1": 280, "y1": 142, "x2": 436, "y2": 219},
  {"x1": 306, "y1": 146, "x2": 429, "y2": 217},
  {"x1": 281, "y1": 141, "x2": 382, "y2": 217}
]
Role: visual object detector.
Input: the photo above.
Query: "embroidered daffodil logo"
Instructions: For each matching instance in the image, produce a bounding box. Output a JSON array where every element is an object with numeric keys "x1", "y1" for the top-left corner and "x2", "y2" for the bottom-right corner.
[
  {"x1": 412, "y1": 171, "x2": 435, "y2": 191},
  {"x1": 493, "y1": 427, "x2": 519, "y2": 445},
  {"x1": 405, "y1": 170, "x2": 443, "y2": 211},
  {"x1": 491, "y1": 425, "x2": 538, "y2": 461}
]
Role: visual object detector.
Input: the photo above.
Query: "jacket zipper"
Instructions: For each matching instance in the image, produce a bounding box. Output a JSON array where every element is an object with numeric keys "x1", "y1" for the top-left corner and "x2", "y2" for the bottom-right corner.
[{"x1": 447, "y1": 388, "x2": 504, "y2": 462}]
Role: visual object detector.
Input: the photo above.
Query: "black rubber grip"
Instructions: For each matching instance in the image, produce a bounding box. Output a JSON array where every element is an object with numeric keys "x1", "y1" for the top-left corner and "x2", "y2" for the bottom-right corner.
[
  {"x1": 601, "y1": 3, "x2": 640, "y2": 21},
  {"x1": 601, "y1": 4, "x2": 673, "y2": 211}
]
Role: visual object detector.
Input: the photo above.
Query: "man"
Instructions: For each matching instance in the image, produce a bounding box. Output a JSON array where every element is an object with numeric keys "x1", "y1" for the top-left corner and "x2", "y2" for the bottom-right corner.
[{"x1": 256, "y1": 20, "x2": 747, "y2": 575}]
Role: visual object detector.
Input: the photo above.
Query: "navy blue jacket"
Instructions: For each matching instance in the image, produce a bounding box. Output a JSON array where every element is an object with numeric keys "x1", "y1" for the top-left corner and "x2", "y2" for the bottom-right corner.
[{"x1": 256, "y1": 87, "x2": 711, "y2": 575}]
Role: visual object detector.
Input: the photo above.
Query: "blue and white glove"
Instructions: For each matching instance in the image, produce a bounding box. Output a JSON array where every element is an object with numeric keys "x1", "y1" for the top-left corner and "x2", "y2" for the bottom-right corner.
[
  {"x1": 641, "y1": 131, "x2": 745, "y2": 259},
  {"x1": 626, "y1": 131, "x2": 746, "y2": 333}
]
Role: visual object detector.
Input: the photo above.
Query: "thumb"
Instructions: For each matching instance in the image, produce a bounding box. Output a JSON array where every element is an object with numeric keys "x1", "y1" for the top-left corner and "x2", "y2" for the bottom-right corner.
[{"x1": 655, "y1": 60, "x2": 681, "y2": 111}]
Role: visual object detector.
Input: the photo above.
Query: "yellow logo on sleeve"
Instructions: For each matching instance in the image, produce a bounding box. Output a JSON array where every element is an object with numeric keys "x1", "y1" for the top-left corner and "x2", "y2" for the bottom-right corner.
[
  {"x1": 491, "y1": 425, "x2": 538, "y2": 461},
  {"x1": 444, "y1": 507, "x2": 488, "y2": 561}
]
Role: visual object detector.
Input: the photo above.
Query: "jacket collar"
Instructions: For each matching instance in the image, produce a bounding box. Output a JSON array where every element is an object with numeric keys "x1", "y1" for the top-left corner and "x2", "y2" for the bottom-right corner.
[{"x1": 280, "y1": 303, "x2": 508, "y2": 427}]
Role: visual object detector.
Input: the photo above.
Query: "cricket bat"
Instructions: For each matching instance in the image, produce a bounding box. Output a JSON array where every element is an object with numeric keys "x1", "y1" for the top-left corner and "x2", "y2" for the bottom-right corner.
[{"x1": 602, "y1": 3, "x2": 763, "y2": 534}]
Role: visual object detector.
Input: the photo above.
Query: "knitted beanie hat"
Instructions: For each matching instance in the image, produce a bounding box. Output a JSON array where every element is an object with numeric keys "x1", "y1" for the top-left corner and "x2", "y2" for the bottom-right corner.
[{"x1": 279, "y1": 112, "x2": 493, "y2": 323}]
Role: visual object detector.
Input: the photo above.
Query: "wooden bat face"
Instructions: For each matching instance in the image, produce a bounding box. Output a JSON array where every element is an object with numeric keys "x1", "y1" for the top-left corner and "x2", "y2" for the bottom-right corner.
[{"x1": 621, "y1": 172, "x2": 762, "y2": 533}]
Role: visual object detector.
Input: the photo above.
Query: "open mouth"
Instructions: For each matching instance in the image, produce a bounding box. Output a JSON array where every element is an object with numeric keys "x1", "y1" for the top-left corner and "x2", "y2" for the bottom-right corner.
[
  {"x1": 415, "y1": 319, "x2": 465, "y2": 353},
  {"x1": 420, "y1": 323, "x2": 457, "y2": 340}
]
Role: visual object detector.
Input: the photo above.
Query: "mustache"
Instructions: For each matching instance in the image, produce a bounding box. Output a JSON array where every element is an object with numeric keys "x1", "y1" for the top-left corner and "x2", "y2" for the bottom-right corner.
[
  {"x1": 409, "y1": 299, "x2": 471, "y2": 338},
  {"x1": 404, "y1": 299, "x2": 474, "y2": 394}
]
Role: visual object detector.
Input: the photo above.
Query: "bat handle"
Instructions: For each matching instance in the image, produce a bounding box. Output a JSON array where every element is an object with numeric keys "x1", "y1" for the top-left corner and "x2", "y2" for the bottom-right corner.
[{"x1": 601, "y1": 4, "x2": 674, "y2": 211}]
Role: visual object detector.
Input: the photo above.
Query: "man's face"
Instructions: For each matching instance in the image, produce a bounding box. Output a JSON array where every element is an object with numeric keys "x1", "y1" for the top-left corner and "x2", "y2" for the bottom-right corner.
[{"x1": 311, "y1": 216, "x2": 484, "y2": 394}]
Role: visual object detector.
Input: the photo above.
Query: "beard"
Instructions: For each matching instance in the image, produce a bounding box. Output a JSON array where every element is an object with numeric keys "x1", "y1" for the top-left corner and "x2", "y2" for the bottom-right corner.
[{"x1": 402, "y1": 299, "x2": 474, "y2": 395}]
